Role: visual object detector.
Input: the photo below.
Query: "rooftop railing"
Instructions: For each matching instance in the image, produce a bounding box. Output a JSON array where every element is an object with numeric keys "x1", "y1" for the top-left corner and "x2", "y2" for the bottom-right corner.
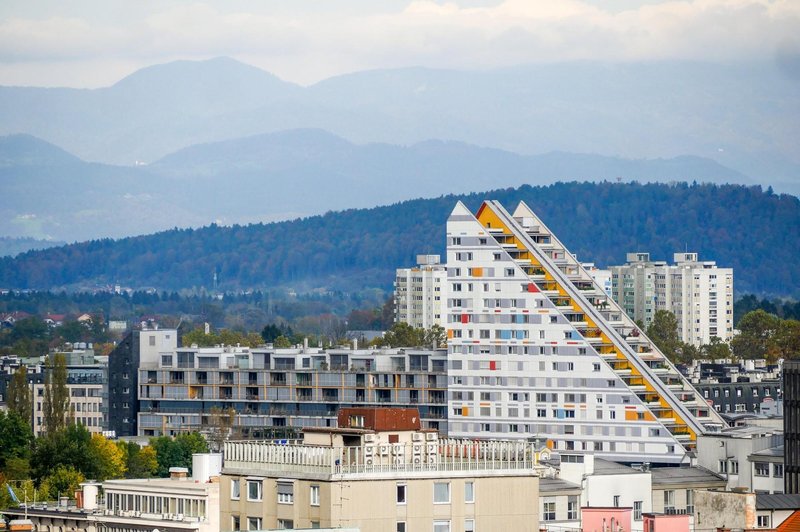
[{"x1": 224, "y1": 439, "x2": 544, "y2": 478}]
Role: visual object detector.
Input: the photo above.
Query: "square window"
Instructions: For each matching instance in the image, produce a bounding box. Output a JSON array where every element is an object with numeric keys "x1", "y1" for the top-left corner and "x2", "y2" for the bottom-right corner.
[
  {"x1": 465, "y1": 519, "x2": 475, "y2": 532},
  {"x1": 247, "y1": 480, "x2": 262, "y2": 501},
  {"x1": 434, "y1": 482, "x2": 450, "y2": 504},
  {"x1": 247, "y1": 517, "x2": 262, "y2": 531}
]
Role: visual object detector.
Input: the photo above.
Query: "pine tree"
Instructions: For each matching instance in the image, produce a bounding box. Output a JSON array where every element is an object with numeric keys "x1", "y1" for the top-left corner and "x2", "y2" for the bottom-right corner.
[{"x1": 42, "y1": 353, "x2": 70, "y2": 434}]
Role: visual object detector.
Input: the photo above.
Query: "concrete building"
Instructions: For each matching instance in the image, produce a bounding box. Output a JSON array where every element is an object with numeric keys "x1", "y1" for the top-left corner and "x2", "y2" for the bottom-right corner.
[
  {"x1": 108, "y1": 327, "x2": 178, "y2": 437},
  {"x1": 1, "y1": 454, "x2": 221, "y2": 532},
  {"x1": 582, "y1": 263, "x2": 612, "y2": 298},
  {"x1": 609, "y1": 252, "x2": 734, "y2": 347},
  {"x1": 444, "y1": 201, "x2": 722, "y2": 464},
  {"x1": 696, "y1": 425, "x2": 784, "y2": 493},
  {"x1": 221, "y1": 407, "x2": 544, "y2": 532},
  {"x1": 693, "y1": 489, "x2": 756, "y2": 531},
  {"x1": 137, "y1": 345, "x2": 448, "y2": 438},
  {"x1": 394, "y1": 254, "x2": 447, "y2": 329},
  {"x1": 755, "y1": 493, "x2": 800, "y2": 530}
]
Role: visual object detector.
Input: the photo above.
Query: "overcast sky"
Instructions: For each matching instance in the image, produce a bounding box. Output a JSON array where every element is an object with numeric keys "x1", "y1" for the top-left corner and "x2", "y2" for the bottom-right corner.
[{"x1": 0, "y1": 0, "x2": 798, "y2": 87}]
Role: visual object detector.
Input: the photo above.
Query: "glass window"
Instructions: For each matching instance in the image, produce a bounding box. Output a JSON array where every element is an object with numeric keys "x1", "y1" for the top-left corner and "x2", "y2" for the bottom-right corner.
[
  {"x1": 231, "y1": 479, "x2": 240, "y2": 500},
  {"x1": 664, "y1": 490, "x2": 675, "y2": 510},
  {"x1": 755, "y1": 462, "x2": 770, "y2": 477},
  {"x1": 464, "y1": 481, "x2": 474, "y2": 503},
  {"x1": 247, "y1": 517, "x2": 261, "y2": 531},
  {"x1": 277, "y1": 482, "x2": 294, "y2": 504},
  {"x1": 634, "y1": 500, "x2": 643, "y2": 520},
  {"x1": 543, "y1": 499, "x2": 556, "y2": 521},
  {"x1": 247, "y1": 480, "x2": 262, "y2": 501},
  {"x1": 465, "y1": 519, "x2": 475, "y2": 532},
  {"x1": 434, "y1": 482, "x2": 450, "y2": 504},
  {"x1": 775, "y1": 464, "x2": 784, "y2": 478},
  {"x1": 231, "y1": 516, "x2": 240, "y2": 531},
  {"x1": 277, "y1": 519, "x2": 293, "y2": 530},
  {"x1": 310, "y1": 485, "x2": 320, "y2": 506},
  {"x1": 433, "y1": 520, "x2": 450, "y2": 532},
  {"x1": 397, "y1": 483, "x2": 407, "y2": 504},
  {"x1": 397, "y1": 522, "x2": 406, "y2": 532},
  {"x1": 568, "y1": 495, "x2": 579, "y2": 520}
]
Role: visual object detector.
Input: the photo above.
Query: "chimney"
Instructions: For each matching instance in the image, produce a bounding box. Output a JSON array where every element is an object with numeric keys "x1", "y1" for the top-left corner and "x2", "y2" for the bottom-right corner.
[
  {"x1": 303, "y1": 337, "x2": 309, "y2": 351},
  {"x1": 79, "y1": 482, "x2": 101, "y2": 510},
  {"x1": 169, "y1": 467, "x2": 189, "y2": 479},
  {"x1": 352, "y1": 338, "x2": 358, "y2": 350}
]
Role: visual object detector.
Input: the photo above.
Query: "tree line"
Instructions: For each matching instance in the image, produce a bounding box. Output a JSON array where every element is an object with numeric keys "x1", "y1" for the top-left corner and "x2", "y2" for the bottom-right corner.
[{"x1": 0, "y1": 183, "x2": 796, "y2": 296}]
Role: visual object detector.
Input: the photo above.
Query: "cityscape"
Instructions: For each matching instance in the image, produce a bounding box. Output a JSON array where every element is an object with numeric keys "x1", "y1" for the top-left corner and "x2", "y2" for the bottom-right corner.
[{"x1": 0, "y1": 2, "x2": 799, "y2": 532}]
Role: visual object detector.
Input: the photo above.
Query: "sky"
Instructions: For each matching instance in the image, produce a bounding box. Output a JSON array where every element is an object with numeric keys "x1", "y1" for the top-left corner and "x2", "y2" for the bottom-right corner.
[{"x1": 0, "y1": 0, "x2": 798, "y2": 87}]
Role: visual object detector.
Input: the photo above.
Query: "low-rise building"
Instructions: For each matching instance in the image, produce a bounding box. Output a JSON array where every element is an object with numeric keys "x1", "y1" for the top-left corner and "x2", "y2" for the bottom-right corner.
[
  {"x1": 696, "y1": 425, "x2": 784, "y2": 492},
  {"x1": 1, "y1": 454, "x2": 221, "y2": 532},
  {"x1": 221, "y1": 407, "x2": 544, "y2": 532}
]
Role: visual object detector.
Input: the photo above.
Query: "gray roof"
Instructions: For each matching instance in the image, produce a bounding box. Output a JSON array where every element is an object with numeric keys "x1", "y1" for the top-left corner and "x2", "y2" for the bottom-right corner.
[
  {"x1": 539, "y1": 477, "x2": 581, "y2": 493},
  {"x1": 756, "y1": 493, "x2": 800, "y2": 510},
  {"x1": 749, "y1": 444, "x2": 784, "y2": 459},
  {"x1": 592, "y1": 459, "x2": 641, "y2": 476},
  {"x1": 650, "y1": 466, "x2": 725, "y2": 486}
]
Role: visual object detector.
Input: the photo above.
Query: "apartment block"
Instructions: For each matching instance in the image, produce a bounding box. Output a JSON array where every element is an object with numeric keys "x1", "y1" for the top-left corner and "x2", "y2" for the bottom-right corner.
[
  {"x1": 395, "y1": 254, "x2": 447, "y2": 329},
  {"x1": 609, "y1": 252, "x2": 734, "y2": 347},
  {"x1": 108, "y1": 328, "x2": 178, "y2": 437},
  {"x1": 137, "y1": 345, "x2": 448, "y2": 437},
  {"x1": 221, "y1": 407, "x2": 543, "y2": 532},
  {"x1": 444, "y1": 201, "x2": 722, "y2": 464},
  {"x1": 786, "y1": 359, "x2": 800, "y2": 494}
]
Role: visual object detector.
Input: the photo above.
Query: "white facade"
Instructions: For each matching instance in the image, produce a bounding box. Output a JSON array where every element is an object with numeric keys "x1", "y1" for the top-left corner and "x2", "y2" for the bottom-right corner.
[
  {"x1": 696, "y1": 426, "x2": 784, "y2": 493},
  {"x1": 33, "y1": 381, "x2": 104, "y2": 436},
  {"x1": 444, "y1": 202, "x2": 687, "y2": 464},
  {"x1": 394, "y1": 254, "x2": 447, "y2": 329},
  {"x1": 610, "y1": 252, "x2": 734, "y2": 347},
  {"x1": 582, "y1": 263, "x2": 612, "y2": 297}
]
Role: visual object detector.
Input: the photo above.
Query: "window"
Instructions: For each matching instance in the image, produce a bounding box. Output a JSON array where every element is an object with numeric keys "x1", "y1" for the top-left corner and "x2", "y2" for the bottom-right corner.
[
  {"x1": 277, "y1": 481, "x2": 294, "y2": 504},
  {"x1": 310, "y1": 485, "x2": 320, "y2": 506},
  {"x1": 613, "y1": 495, "x2": 620, "y2": 507},
  {"x1": 568, "y1": 495, "x2": 579, "y2": 520},
  {"x1": 247, "y1": 517, "x2": 262, "y2": 531},
  {"x1": 755, "y1": 462, "x2": 770, "y2": 477},
  {"x1": 718, "y1": 460, "x2": 728, "y2": 474},
  {"x1": 731, "y1": 460, "x2": 739, "y2": 474},
  {"x1": 232, "y1": 516, "x2": 240, "y2": 531},
  {"x1": 686, "y1": 489, "x2": 694, "y2": 514},
  {"x1": 757, "y1": 515, "x2": 770, "y2": 528},
  {"x1": 397, "y1": 522, "x2": 406, "y2": 532},
  {"x1": 465, "y1": 519, "x2": 475, "y2": 532},
  {"x1": 664, "y1": 490, "x2": 675, "y2": 511},
  {"x1": 774, "y1": 464, "x2": 784, "y2": 478},
  {"x1": 465, "y1": 481, "x2": 474, "y2": 503},
  {"x1": 276, "y1": 519, "x2": 293, "y2": 530},
  {"x1": 434, "y1": 482, "x2": 450, "y2": 504},
  {"x1": 634, "y1": 500, "x2": 643, "y2": 521},
  {"x1": 397, "y1": 483, "x2": 407, "y2": 504},
  {"x1": 434, "y1": 521, "x2": 451, "y2": 532},
  {"x1": 543, "y1": 499, "x2": 556, "y2": 521},
  {"x1": 231, "y1": 479, "x2": 240, "y2": 500},
  {"x1": 246, "y1": 480, "x2": 262, "y2": 501}
]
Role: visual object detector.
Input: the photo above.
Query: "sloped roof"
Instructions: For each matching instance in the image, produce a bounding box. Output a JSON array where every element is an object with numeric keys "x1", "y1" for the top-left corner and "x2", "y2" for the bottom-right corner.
[{"x1": 757, "y1": 493, "x2": 800, "y2": 510}]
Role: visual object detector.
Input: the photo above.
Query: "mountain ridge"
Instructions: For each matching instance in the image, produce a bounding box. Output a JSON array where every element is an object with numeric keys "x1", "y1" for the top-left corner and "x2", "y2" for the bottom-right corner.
[
  {"x1": 0, "y1": 57, "x2": 796, "y2": 190},
  {"x1": 0, "y1": 182, "x2": 796, "y2": 297}
]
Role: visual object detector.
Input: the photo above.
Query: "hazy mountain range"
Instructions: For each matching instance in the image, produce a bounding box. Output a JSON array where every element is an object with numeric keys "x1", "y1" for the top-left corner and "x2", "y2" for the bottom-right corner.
[
  {"x1": 0, "y1": 57, "x2": 797, "y2": 186},
  {"x1": 0, "y1": 130, "x2": 756, "y2": 244}
]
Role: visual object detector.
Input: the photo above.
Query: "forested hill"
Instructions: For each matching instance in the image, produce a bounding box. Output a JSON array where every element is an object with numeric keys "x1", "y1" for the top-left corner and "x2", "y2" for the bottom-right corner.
[{"x1": 0, "y1": 182, "x2": 797, "y2": 296}]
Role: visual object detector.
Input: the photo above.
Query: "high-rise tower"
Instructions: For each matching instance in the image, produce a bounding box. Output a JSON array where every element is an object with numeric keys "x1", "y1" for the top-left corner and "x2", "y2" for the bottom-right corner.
[{"x1": 445, "y1": 201, "x2": 723, "y2": 464}]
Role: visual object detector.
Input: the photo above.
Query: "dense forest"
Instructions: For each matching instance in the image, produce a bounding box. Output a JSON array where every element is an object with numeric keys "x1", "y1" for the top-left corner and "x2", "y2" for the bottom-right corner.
[{"x1": 0, "y1": 182, "x2": 797, "y2": 296}]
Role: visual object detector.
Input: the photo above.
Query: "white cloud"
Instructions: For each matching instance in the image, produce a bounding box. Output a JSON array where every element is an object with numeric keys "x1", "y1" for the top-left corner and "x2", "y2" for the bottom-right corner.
[{"x1": 0, "y1": 0, "x2": 797, "y2": 87}]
